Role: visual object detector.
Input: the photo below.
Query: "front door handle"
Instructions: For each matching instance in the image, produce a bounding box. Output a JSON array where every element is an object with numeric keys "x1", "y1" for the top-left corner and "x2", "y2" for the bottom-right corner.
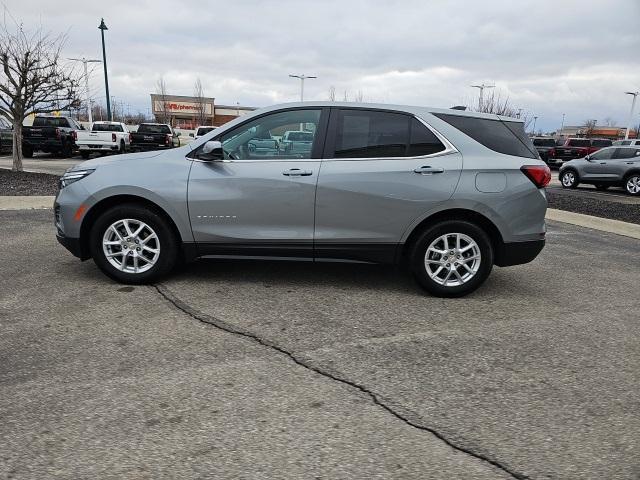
[
  {"x1": 283, "y1": 168, "x2": 313, "y2": 177},
  {"x1": 414, "y1": 166, "x2": 445, "y2": 175}
]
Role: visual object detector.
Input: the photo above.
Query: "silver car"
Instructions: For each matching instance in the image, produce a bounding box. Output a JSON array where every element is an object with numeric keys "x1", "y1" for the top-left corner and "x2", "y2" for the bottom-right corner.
[
  {"x1": 559, "y1": 146, "x2": 640, "y2": 195},
  {"x1": 55, "y1": 102, "x2": 549, "y2": 297}
]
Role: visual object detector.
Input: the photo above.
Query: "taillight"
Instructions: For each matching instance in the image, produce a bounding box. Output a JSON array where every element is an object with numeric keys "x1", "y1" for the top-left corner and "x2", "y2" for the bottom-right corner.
[
  {"x1": 521, "y1": 165, "x2": 551, "y2": 189},
  {"x1": 55, "y1": 128, "x2": 61, "y2": 139},
  {"x1": 549, "y1": 148, "x2": 555, "y2": 158},
  {"x1": 112, "y1": 133, "x2": 116, "y2": 142},
  {"x1": 166, "y1": 134, "x2": 171, "y2": 145},
  {"x1": 72, "y1": 130, "x2": 77, "y2": 141},
  {"x1": 128, "y1": 133, "x2": 131, "y2": 143}
]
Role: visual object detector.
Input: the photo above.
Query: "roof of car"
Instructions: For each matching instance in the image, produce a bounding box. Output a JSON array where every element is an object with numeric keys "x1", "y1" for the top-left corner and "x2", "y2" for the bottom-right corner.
[{"x1": 259, "y1": 101, "x2": 526, "y2": 123}]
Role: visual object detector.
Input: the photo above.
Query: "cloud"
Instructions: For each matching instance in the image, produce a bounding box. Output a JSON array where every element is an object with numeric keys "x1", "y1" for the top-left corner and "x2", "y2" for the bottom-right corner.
[{"x1": 5, "y1": 0, "x2": 640, "y2": 131}]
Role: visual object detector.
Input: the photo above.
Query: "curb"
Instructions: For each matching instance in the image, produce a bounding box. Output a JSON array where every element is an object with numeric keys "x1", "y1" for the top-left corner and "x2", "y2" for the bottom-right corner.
[
  {"x1": 546, "y1": 208, "x2": 640, "y2": 240},
  {"x1": 0, "y1": 196, "x2": 55, "y2": 211}
]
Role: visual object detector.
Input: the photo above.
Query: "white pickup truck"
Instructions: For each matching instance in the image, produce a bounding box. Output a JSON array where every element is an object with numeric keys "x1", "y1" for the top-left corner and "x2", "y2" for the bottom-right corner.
[{"x1": 76, "y1": 121, "x2": 131, "y2": 159}]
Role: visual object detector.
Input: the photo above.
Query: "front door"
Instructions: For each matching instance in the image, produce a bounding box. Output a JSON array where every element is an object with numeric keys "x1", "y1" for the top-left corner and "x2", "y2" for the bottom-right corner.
[
  {"x1": 314, "y1": 108, "x2": 462, "y2": 263},
  {"x1": 582, "y1": 147, "x2": 616, "y2": 180},
  {"x1": 188, "y1": 108, "x2": 327, "y2": 258}
]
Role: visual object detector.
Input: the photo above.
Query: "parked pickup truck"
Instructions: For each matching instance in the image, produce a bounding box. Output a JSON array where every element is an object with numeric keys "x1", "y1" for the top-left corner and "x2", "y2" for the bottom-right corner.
[
  {"x1": 279, "y1": 130, "x2": 314, "y2": 157},
  {"x1": 0, "y1": 117, "x2": 12, "y2": 153},
  {"x1": 130, "y1": 123, "x2": 180, "y2": 152},
  {"x1": 22, "y1": 115, "x2": 82, "y2": 158},
  {"x1": 76, "y1": 121, "x2": 130, "y2": 159},
  {"x1": 532, "y1": 137, "x2": 559, "y2": 166},
  {"x1": 550, "y1": 138, "x2": 612, "y2": 163}
]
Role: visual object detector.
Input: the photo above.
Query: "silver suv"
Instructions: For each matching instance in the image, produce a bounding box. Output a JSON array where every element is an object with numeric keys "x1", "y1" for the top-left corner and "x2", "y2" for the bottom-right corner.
[
  {"x1": 55, "y1": 102, "x2": 549, "y2": 297},
  {"x1": 559, "y1": 146, "x2": 640, "y2": 195}
]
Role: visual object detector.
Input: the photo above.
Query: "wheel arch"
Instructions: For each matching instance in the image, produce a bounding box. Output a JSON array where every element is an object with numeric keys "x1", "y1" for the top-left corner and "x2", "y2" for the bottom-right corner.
[
  {"x1": 401, "y1": 208, "x2": 506, "y2": 265},
  {"x1": 78, "y1": 194, "x2": 183, "y2": 260}
]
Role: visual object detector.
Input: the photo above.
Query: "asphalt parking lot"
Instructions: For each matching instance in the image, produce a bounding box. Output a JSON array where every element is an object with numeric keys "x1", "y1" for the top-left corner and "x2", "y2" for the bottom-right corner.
[{"x1": 1, "y1": 210, "x2": 639, "y2": 479}]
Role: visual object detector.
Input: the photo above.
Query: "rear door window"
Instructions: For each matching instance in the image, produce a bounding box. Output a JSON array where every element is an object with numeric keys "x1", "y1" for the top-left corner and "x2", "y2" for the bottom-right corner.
[
  {"x1": 408, "y1": 118, "x2": 446, "y2": 156},
  {"x1": 333, "y1": 110, "x2": 409, "y2": 158},
  {"x1": 613, "y1": 148, "x2": 640, "y2": 159},
  {"x1": 433, "y1": 113, "x2": 536, "y2": 159}
]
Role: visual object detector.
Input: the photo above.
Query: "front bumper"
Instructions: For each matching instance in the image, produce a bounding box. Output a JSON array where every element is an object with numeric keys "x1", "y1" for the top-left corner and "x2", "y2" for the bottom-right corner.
[
  {"x1": 56, "y1": 233, "x2": 83, "y2": 258},
  {"x1": 495, "y1": 239, "x2": 545, "y2": 267}
]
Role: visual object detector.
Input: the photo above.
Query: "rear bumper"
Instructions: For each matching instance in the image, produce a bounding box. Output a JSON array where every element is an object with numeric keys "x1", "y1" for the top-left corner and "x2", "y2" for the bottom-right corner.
[
  {"x1": 495, "y1": 239, "x2": 545, "y2": 267},
  {"x1": 78, "y1": 144, "x2": 119, "y2": 151},
  {"x1": 130, "y1": 144, "x2": 172, "y2": 152}
]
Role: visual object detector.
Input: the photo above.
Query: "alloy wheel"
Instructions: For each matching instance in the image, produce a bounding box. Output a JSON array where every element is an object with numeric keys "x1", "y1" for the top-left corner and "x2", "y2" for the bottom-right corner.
[
  {"x1": 626, "y1": 175, "x2": 640, "y2": 195},
  {"x1": 424, "y1": 233, "x2": 481, "y2": 287},
  {"x1": 561, "y1": 171, "x2": 575, "y2": 187},
  {"x1": 102, "y1": 219, "x2": 161, "y2": 274}
]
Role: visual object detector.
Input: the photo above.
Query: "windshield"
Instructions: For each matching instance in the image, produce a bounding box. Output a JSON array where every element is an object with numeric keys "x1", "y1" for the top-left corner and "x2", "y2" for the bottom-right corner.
[
  {"x1": 93, "y1": 123, "x2": 124, "y2": 132},
  {"x1": 196, "y1": 127, "x2": 214, "y2": 136},
  {"x1": 138, "y1": 124, "x2": 171, "y2": 134},
  {"x1": 567, "y1": 139, "x2": 590, "y2": 147},
  {"x1": 533, "y1": 138, "x2": 556, "y2": 147},
  {"x1": 591, "y1": 139, "x2": 612, "y2": 147}
]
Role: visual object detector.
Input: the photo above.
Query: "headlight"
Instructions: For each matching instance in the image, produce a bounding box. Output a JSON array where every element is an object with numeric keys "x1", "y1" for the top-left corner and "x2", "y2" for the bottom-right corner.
[{"x1": 59, "y1": 169, "x2": 95, "y2": 189}]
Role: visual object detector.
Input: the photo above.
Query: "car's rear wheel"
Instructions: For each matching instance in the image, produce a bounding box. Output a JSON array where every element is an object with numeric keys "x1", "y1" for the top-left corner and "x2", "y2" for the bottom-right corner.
[
  {"x1": 22, "y1": 145, "x2": 33, "y2": 158},
  {"x1": 81, "y1": 151, "x2": 90, "y2": 160},
  {"x1": 560, "y1": 169, "x2": 579, "y2": 188},
  {"x1": 119, "y1": 140, "x2": 125, "y2": 154},
  {"x1": 625, "y1": 173, "x2": 640, "y2": 196},
  {"x1": 89, "y1": 204, "x2": 178, "y2": 284},
  {"x1": 409, "y1": 220, "x2": 493, "y2": 297}
]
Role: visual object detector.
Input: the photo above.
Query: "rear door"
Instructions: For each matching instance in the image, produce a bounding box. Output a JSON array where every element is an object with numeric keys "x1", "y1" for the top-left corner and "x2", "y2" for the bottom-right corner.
[
  {"x1": 188, "y1": 108, "x2": 327, "y2": 257},
  {"x1": 314, "y1": 108, "x2": 461, "y2": 263},
  {"x1": 608, "y1": 147, "x2": 640, "y2": 180}
]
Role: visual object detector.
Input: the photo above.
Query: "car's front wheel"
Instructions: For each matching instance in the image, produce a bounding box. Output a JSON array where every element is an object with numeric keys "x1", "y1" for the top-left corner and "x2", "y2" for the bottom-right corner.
[
  {"x1": 560, "y1": 169, "x2": 579, "y2": 189},
  {"x1": 90, "y1": 204, "x2": 178, "y2": 284},
  {"x1": 409, "y1": 220, "x2": 493, "y2": 297},
  {"x1": 625, "y1": 173, "x2": 640, "y2": 196}
]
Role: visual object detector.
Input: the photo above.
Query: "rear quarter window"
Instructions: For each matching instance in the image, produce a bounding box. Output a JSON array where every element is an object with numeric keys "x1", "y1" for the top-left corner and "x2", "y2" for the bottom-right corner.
[{"x1": 433, "y1": 113, "x2": 536, "y2": 159}]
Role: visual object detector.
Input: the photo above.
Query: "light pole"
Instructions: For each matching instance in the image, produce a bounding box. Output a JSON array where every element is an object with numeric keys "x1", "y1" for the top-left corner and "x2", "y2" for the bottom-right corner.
[
  {"x1": 471, "y1": 83, "x2": 495, "y2": 111},
  {"x1": 532, "y1": 116, "x2": 538, "y2": 135},
  {"x1": 624, "y1": 91, "x2": 638, "y2": 140},
  {"x1": 560, "y1": 113, "x2": 565, "y2": 135},
  {"x1": 68, "y1": 57, "x2": 102, "y2": 124},
  {"x1": 98, "y1": 18, "x2": 112, "y2": 121},
  {"x1": 289, "y1": 74, "x2": 317, "y2": 102}
]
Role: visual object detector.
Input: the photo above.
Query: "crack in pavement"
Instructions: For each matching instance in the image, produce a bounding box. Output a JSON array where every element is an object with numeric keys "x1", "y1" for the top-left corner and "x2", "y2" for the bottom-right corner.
[{"x1": 153, "y1": 283, "x2": 528, "y2": 480}]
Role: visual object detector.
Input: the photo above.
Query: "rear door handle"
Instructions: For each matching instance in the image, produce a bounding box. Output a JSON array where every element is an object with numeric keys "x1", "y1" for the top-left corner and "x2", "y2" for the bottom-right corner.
[
  {"x1": 414, "y1": 166, "x2": 444, "y2": 175},
  {"x1": 283, "y1": 168, "x2": 312, "y2": 177}
]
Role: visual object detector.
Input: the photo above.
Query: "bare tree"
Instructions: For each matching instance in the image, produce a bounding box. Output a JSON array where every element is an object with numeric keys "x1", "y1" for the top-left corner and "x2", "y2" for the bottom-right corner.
[
  {"x1": 583, "y1": 119, "x2": 597, "y2": 138},
  {"x1": 328, "y1": 85, "x2": 336, "y2": 101},
  {"x1": 155, "y1": 77, "x2": 170, "y2": 125},
  {"x1": 469, "y1": 89, "x2": 517, "y2": 116},
  {"x1": 193, "y1": 77, "x2": 207, "y2": 127},
  {"x1": 602, "y1": 116, "x2": 616, "y2": 127},
  {"x1": 0, "y1": 15, "x2": 80, "y2": 171}
]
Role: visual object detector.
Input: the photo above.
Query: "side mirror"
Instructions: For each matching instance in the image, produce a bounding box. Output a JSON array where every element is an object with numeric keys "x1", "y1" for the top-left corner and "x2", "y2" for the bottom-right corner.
[
  {"x1": 199, "y1": 140, "x2": 224, "y2": 161},
  {"x1": 584, "y1": 155, "x2": 591, "y2": 161},
  {"x1": 189, "y1": 133, "x2": 194, "y2": 137}
]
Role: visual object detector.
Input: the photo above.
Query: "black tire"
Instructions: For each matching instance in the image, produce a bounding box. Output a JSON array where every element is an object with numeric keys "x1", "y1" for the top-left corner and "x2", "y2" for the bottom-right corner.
[
  {"x1": 595, "y1": 184, "x2": 609, "y2": 191},
  {"x1": 89, "y1": 203, "x2": 179, "y2": 284},
  {"x1": 81, "y1": 151, "x2": 90, "y2": 160},
  {"x1": 409, "y1": 220, "x2": 493, "y2": 298},
  {"x1": 624, "y1": 173, "x2": 640, "y2": 196},
  {"x1": 22, "y1": 145, "x2": 33, "y2": 158},
  {"x1": 119, "y1": 140, "x2": 125, "y2": 154},
  {"x1": 560, "y1": 169, "x2": 579, "y2": 189},
  {"x1": 61, "y1": 143, "x2": 73, "y2": 158}
]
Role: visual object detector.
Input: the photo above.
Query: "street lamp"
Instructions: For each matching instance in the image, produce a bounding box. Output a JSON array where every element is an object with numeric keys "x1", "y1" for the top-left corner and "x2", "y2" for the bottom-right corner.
[
  {"x1": 560, "y1": 113, "x2": 565, "y2": 135},
  {"x1": 98, "y1": 18, "x2": 111, "y2": 121},
  {"x1": 624, "y1": 91, "x2": 638, "y2": 140},
  {"x1": 68, "y1": 57, "x2": 102, "y2": 124},
  {"x1": 470, "y1": 83, "x2": 495, "y2": 111},
  {"x1": 289, "y1": 74, "x2": 317, "y2": 102}
]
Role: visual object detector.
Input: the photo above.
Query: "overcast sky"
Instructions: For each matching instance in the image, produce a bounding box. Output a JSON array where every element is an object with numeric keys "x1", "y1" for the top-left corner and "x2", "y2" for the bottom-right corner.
[{"x1": 6, "y1": 0, "x2": 640, "y2": 131}]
